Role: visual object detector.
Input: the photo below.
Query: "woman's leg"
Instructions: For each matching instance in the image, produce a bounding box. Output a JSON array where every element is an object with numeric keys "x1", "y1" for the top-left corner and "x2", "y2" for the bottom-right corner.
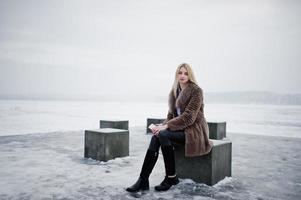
[
  {"x1": 158, "y1": 129, "x2": 185, "y2": 146},
  {"x1": 155, "y1": 129, "x2": 185, "y2": 191},
  {"x1": 139, "y1": 135, "x2": 160, "y2": 179},
  {"x1": 148, "y1": 134, "x2": 161, "y2": 153},
  {"x1": 126, "y1": 135, "x2": 160, "y2": 192},
  {"x1": 158, "y1": 130, "x2": 185, "y2": 177},
  {"x1": 126, "y1": 130, "x2": 185, "y2": 192}
]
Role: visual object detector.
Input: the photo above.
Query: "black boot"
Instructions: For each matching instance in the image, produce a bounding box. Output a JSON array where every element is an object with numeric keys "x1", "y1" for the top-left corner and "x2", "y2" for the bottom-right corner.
[
  {"x1": 154, "y1": 175, "x2": 179, "y2": 191},
  {"x1": 155, "y1": 145, "x2": 179, "y2": 191},
  {"x1": 125, "y1": 177, "x2": 149, "y2": 192},
  {"x1": 126, "y1": 149, "x2": 158, "y2": 192}
]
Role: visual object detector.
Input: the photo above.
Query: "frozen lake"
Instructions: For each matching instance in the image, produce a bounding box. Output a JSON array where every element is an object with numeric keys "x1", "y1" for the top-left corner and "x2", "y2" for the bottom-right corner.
[
  {"x1": 0, "y1": 100, "x2": 301, "y2": 138},
  {"x1": 0, "y1": 100, "x2": 301, "y2": 199},
  {"x1": 0, "y1": 128, "x2": 300, "y2": 200}
]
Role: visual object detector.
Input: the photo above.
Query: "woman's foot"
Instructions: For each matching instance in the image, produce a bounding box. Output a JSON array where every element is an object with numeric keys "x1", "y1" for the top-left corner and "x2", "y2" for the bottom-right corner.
[
  {"x1": 154, "y1": 175, "x2": 179, "y2": 191},
  {"x1": 126, "y1": 177, "x2": 149, "y2": 192}
]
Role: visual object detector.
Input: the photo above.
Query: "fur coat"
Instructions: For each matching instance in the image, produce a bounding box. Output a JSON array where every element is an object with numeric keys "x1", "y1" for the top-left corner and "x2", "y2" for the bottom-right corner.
[{"x1": 164, "y1": 82, "x2": 213, "y2": 157}]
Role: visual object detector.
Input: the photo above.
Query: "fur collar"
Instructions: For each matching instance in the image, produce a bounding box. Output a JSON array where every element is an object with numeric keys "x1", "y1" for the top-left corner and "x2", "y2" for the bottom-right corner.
[{"x1": 168, "y1": 82, "x2": 199, "y2": 113}]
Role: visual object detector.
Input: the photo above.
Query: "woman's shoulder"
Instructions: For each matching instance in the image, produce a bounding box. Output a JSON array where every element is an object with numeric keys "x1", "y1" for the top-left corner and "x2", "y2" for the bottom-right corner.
[{"x1": 189, "y1": 82, "x2": 203, "y2": 94}]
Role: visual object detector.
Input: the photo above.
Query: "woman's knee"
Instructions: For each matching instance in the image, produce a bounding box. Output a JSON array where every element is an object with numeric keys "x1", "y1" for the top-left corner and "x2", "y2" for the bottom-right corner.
[
  {"x1": 150, "y1": 135, "x2": 160, "y2": 142},
  {"x1": 158, "y1": 130, "x2": 172, "y2": 146},
  {"x1": 158, "y1": 130, "x2": 170, "y2": 139}
]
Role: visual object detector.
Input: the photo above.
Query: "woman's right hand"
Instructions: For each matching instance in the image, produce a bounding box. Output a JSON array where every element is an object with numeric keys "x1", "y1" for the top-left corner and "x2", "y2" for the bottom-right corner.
[
  {"x1": 151, "y1": 126, "x2": 159, "y2": 136},
  {"x1": 151, "y1": 124, "x2": 168, "y2": 136}
]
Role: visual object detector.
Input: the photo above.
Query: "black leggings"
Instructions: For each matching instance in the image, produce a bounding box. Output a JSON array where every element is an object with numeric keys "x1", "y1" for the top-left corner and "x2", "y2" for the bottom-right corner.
[{"x1": 148, "y1": 129, "x2": 185, "y2": 152}]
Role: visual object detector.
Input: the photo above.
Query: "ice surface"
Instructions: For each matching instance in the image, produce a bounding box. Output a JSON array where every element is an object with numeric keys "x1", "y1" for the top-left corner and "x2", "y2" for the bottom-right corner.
[
  {"x1": 0, "y1": 100, "x2": 301, "y2": 138},
  {"x1": 0, "y1": 127, "x2": 300, "y2": 200},
  {"x1": 0, "y1": 100, "x2": 301, "y2": 199}
]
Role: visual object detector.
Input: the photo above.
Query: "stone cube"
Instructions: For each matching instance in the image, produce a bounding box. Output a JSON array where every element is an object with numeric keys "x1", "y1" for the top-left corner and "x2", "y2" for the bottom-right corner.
[
  {"x1": 208, "y1": 122, "x2": 226, "y2": 140},
  {"x1": 84, "y1": 128, "x2": 129, "y2": 162},
  {"x1": 99, "y1": 120, "x2": 129, "y2": 130},
  {"x1": 174, "y1": 139, "x2": 232, "y2": 186}
]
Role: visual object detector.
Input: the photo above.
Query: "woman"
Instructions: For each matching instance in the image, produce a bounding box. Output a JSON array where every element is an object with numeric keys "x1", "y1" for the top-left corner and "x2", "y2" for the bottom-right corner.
[{"x1": 126, "y1": 63, "x2": 213, "y2": 192}]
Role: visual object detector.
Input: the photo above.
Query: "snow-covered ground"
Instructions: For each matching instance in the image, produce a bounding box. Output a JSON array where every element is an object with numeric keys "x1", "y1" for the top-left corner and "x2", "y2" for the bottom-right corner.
[
  {"x1": 0, "y1": 100, "x2": 301, "y2": 199},
  {"x1": 0, "y1": 127, "x2": 300, "y2": 200}
]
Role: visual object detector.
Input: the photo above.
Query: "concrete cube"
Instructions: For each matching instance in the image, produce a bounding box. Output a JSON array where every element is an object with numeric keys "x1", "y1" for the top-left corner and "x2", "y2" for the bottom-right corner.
[
  {"x1": 208, "y1": 122, "x2": 226, "y2": 140},
  {"x1": 146, "y1": 118, "x2": 165, "y2": 133},
  {"x1": 174, "y1": 140, "x2": 232, "y2": 186},
  {"x1": 84, "y1": 128, "x2": 129, "y2": 162},
  {"x1": 99, "y1": 120, "x2": 129, "y2": 130}
]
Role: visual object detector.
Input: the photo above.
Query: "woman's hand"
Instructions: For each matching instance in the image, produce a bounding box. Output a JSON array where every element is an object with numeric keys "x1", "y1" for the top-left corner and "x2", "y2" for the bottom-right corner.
[{"x1": 151, "y1": 124, "x2": 168, "y2": 136}]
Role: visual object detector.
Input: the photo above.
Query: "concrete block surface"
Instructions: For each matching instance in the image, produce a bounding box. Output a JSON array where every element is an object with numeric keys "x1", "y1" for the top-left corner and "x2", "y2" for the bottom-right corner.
[
  {"x1": 208, "y1": 122, "x2": 227, "y2": 140},
  {"x1": 174, "y1": 139, "x2": 232, "y2": 185},
  {"x1": 84, "y1": 128, "x2": 129, "y2": 162},
  {"x1": 99, "y1": 120, "x2": 129, "y2": 130}
]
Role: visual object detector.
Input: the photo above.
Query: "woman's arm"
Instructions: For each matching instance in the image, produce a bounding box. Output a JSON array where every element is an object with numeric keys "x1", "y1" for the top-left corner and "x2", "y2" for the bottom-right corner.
[
  {"x1": 167, "y1": 88, "x2": 203, "y2": 131},
  {"x1": 162, "y1": 111, "x2": 173, "y2": 125}
]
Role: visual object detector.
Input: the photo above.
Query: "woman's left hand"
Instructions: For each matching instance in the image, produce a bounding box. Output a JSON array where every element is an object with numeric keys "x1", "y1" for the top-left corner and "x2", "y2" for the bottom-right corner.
[{"x1": 152, "y1": 124, "x2": 168, "y2": 136}]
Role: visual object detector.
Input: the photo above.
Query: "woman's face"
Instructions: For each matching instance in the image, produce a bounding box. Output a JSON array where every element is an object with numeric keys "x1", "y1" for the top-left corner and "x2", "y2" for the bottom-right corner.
[{"x1": 177, "y1": 67, "x2": 189, "y2": 84}]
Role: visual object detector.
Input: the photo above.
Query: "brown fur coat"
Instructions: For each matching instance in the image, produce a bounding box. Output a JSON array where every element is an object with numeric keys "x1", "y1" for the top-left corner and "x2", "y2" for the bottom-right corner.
[{"x1": 164, "y1": 82, "x2": 213, "y2": 157}]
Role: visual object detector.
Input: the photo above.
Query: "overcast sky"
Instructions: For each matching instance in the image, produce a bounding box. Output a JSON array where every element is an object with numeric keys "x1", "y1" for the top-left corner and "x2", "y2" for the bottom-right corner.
[{"x1": 0, "y1": 0, "x2": 300, "y2": 99}]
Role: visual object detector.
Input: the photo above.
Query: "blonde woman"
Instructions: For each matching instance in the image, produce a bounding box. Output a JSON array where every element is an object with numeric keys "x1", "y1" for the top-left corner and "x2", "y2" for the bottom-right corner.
[{"x1": 126, "y1": 63, "x2": 213, "y2": 192}]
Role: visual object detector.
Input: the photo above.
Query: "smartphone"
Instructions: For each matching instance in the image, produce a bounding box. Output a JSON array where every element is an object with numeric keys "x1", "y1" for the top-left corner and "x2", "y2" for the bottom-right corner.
[{"x1": 148, "y1": 123, "x2": 156, "y2": 130}]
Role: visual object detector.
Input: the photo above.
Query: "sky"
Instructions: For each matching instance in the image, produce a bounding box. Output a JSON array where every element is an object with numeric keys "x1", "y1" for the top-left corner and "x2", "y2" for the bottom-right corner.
[{"x1": 0, "y1": 0, "x2": 300, "y2": 99}]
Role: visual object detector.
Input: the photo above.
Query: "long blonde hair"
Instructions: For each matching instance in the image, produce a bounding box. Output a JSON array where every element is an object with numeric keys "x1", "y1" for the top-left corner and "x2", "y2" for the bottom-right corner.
[{"x1": 171, "y1": 63, "x2": 198, "y2": 97}]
